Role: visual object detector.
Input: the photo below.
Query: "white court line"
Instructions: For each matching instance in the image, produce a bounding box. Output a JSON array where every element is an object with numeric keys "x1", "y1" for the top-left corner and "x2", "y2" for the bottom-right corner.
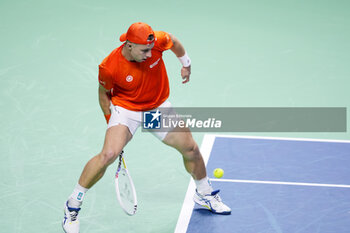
[
  {"x1": 206, "y1": 134, "x2": 350, "y2": 143},
  {"x1": 210, "y1": 179, "x2": 350, "y2": 189}
]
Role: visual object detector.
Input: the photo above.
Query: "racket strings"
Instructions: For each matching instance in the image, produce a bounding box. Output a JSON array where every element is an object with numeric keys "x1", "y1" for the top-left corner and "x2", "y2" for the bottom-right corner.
[
  {"x1": 123, "y1": 185, "x2": 132, "y2": 202},
  {"x1": 120, "y1": 172, "x2": 133, "y2": 202}
]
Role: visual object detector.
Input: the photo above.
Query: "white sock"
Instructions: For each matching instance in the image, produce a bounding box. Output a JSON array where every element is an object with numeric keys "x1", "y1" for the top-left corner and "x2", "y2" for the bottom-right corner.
[
  {"x1": 194, "y1": 177, "x2": 213, "y2": 195},
  {"x1": 68, "y1": 183, "x2": 89, "y2": 208}
]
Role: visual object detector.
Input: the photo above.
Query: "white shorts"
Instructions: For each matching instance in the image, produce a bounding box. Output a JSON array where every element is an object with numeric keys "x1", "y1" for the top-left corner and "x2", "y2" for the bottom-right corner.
[{"x1": 107, "y1": 100, "x2": 176, "y2": 141}]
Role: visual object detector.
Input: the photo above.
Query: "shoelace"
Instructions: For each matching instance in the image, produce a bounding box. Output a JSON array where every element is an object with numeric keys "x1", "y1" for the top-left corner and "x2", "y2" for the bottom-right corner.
[
  {"x1": 208, "y1": 190, "x2": 222, "y2": 202},
  {"x1": 205, "y1": 190, "x2": 221, "y2": 202},
  {"x1": 199, "y1": 190, "x2": 222, "y2": 202},
  {"x1": 213, "y1": 194, "x2": 222, "y2": 202},
  {"x1": 70, "y1": 210, "x2": 79, "y2": 221},
  {"x1": 66, "y1": 202, "x2": 81, "y2": 222}
]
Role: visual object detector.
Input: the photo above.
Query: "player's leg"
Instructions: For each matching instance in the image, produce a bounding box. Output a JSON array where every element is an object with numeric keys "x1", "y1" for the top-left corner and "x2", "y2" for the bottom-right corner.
[
  {"x1": 79, "y1": 124, "x2": 132, "y2": 188},
  {"x1": 63, "y1": 103, "x2": 141, "y2": 233},
  {"x1": 162, "y1": 127, "x2": 231, "y2": 214},
  {"x1": 163, "y1": 127, "x2": 206, "y2": 181},
  {"x1": 63, "y1": 125, "x2": 132, "y2": 233},
  {"x1": 70, "y1": 124, "x2": 132, "y2": 206}
]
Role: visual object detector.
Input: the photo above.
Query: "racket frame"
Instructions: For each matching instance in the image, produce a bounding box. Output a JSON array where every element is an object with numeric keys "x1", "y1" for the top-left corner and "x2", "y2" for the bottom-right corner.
[{"x1": 115, "y1": 150, "x2": 138, "y2": 216}]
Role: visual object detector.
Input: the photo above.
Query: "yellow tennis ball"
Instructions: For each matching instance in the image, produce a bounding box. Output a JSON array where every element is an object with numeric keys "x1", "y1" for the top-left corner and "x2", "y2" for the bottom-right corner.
[{"x1": 213, "y1": 168, "x2": 224, "y2": 178}]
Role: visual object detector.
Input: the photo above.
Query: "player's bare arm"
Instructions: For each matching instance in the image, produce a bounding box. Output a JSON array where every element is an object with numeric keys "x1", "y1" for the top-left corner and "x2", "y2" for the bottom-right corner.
[
  {"x1": 98, "y1": 84, "x2": 111, "y2": 116},
  {"x1": 169, "y1": 33, "x2": 191, "y2": 84}
]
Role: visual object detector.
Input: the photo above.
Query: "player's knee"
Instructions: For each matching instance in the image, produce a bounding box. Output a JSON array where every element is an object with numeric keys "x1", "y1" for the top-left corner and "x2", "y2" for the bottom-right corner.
[
  {"x1": 100, "y1": 150, "x2": 120, "y2": 167},
  {"x1": 182, "y1": 141, "x2": 200, "y2": 160}
]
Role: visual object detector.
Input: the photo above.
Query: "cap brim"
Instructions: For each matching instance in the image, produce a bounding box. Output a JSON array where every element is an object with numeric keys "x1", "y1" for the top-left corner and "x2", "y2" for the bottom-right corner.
[{"x1": 119, "y1": 33, "x2": 127, "y2": 42}]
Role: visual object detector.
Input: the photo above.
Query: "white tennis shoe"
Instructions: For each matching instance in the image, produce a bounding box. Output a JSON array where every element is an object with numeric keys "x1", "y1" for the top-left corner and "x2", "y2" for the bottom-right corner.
[
  {"x1": 62, "y1": 202, "x2": 81, "y2": 233},
  {"x1": 193, "y1": 189, "x2": 231, "y2": 215}
]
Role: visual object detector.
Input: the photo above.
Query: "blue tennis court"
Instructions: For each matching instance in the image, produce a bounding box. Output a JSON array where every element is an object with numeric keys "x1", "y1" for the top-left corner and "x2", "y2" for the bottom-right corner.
[{"x1": 175, "y1": 135, "x2": 350, "y2": 233}]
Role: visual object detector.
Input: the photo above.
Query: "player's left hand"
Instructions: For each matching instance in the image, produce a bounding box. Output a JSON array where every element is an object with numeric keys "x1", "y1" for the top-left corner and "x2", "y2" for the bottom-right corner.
[{"x1": 181, "y1": 66, "x2": 191, "y2": 84}]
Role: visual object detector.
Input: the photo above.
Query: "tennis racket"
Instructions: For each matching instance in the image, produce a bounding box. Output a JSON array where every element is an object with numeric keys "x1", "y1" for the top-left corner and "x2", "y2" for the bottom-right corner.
[{"x1": 115, "y1": 150, "x2": 137, "y2": 216}]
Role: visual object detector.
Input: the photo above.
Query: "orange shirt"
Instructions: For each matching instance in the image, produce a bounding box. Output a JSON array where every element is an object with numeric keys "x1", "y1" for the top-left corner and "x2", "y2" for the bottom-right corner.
[{"x1": 98, "y1": 31, "x2": 174, "y2": 111}]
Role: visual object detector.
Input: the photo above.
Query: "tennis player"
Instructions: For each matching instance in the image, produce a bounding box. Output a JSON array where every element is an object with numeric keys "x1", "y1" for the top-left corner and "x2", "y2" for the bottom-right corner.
[{"x1": 62, "y1": 22, "x2": 231, "y2": 233}]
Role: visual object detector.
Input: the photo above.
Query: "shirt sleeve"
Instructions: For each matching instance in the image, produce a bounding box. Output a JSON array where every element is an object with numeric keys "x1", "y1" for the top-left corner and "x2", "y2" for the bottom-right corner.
[
  {"x1": 98, "y1": 65, "x2": 114, "y2": 90},
  {"x1": 154, "y1": 31, "x2": 174, "y2": 52}
]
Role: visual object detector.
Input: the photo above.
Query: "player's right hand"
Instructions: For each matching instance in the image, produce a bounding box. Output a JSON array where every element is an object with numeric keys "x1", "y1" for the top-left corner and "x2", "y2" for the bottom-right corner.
[{"x1": 181, "y1": 65, "x2": 191, "y2": 84}]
